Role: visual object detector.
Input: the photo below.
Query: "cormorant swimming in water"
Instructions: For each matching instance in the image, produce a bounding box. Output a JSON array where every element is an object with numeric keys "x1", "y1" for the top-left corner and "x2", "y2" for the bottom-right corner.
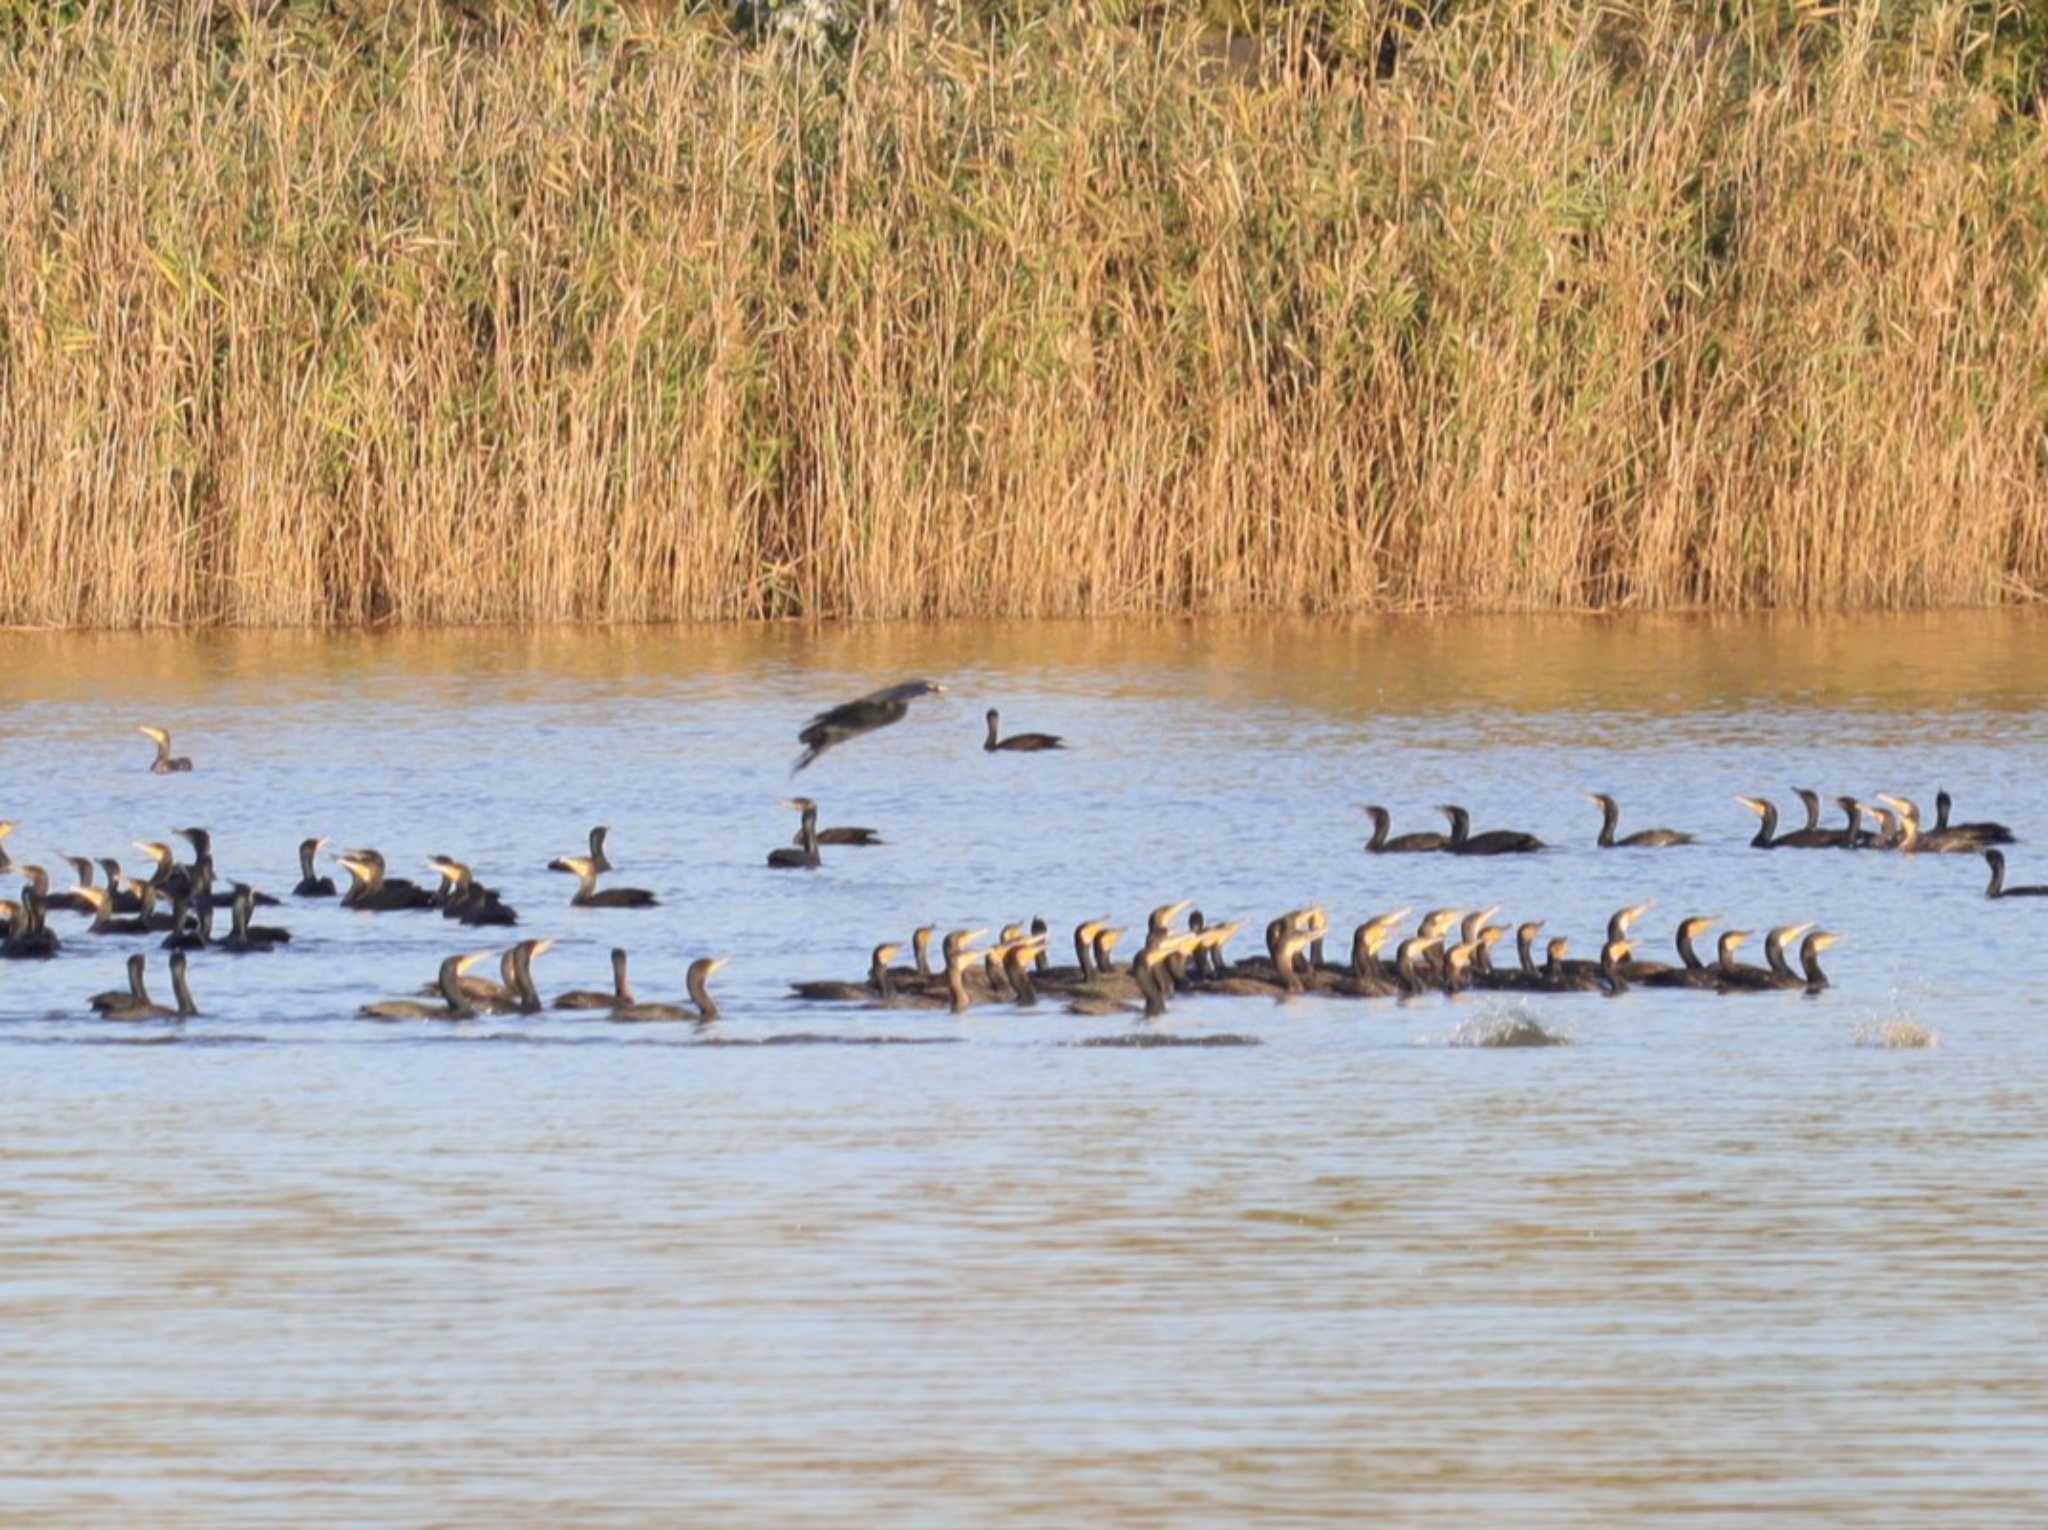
[
  {"x1": 1588, "y1": 793, "x2": 1694, "y2": 848},
  {"x1": 361, "y1": 952, "x2": 490, "y2": 1020},
  {"x1": 550, "y1": 854, "x2": 658, "y2": 907},
  {"x1": 88, "y1": 952, "x2": 150, "y2": 1014},
  {"x1": 1757, "y1": 923, "x2": 1818, "y2": 989},
  {"x1": 137, "y1": 725, "x2": 192, "y2": 773},
  {"x1": 337, "y1": 850, "x2": 437, "y2": 911},
  {"x1": 1438, "y1": 804, "x2": 1544, "y2": 855},
  {"x1": 1798, "y1": 930, "x2": 1839, "y2": 991},
  {"x1": 1935, "y1": 790, "x2": 2015, "y2": 846},
  {"x1": 1878, "y1": 794, "x2": 1998, "y2": 855},
  {"x1": 220, "y1": 885, "x2": 292, "y2": 952},
  {"x1": 1636, "y1": 916, "x2": 1722, "y2": 989},
  {"x1": 99, "y1": 951, "x2": 198, "y2": 1020},
  {"x1": 1361, "y1": 806, "x2": 1446, "y2": 853},
  {"x1": 1713, "y1": 929, "x2": 1778, "y2": 992},
  {"x1": 768, "y1": 801, "x2": 823, "y2": 869},
  {"x1": 781, "y1": 799, "x2": 882, "y2": 847},
  {"x1": 1736, "y1": 795, "x2": 1835, "y2": 849},
  {"x1": 793, "y1": 680, "x2": 945, "y2": 773},
  {"x1": 294, "y1": 837, "x2": 337, "y2": 897},
  {"x1": 790, "y1": 942, "x2": 902, "y2": 1002},
  {"x1": 984, "y1": 709, "x2": 1066, "y2": 752},
  {"x1": 612, "y1": 957, "x2": 729, "y2": 1022},
  {"x1": 556, "y1": 948, "x2": 638, "y2": 1010},
  {"x1": 1984, "y1": 849, "x2": 2048, "y2": 898}
]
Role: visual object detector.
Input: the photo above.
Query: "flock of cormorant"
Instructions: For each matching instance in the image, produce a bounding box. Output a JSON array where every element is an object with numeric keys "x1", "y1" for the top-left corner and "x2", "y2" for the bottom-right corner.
[{"x1": 0, "y1": 691, "x2": 2031, "y2": 1029}]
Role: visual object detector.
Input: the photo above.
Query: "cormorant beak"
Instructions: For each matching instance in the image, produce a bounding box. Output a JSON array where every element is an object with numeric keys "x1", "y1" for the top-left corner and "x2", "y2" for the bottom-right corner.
[
  {"x1": 1735, "y1": 796, "x2": 1767, "y2": 816},
  {"x1": 1810, "y1": 933, "x2": 1840, "y2": 951},
  {"x1": 456, "y1": 951, "x2": 492, "y2": 973},
  {"x1": 877, "y1": 945, "x2": 902, "y2": 964},
  {"x1": 705, "y1": 956, "x2": 731, "y2": 974},
  {"x1": 528, "y1": 938, "x2": 556, "y2": 959}
]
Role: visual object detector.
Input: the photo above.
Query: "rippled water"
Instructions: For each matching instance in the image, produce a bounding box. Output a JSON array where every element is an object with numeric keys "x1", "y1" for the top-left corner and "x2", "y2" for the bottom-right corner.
[{"x1": 2, "y1": 614, "x2": 2046, "y2": 1524}]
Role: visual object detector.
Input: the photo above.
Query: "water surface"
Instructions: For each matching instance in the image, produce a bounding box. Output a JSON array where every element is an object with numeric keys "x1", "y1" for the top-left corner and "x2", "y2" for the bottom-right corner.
[{"x1": 2, "y1": 614, "x2": 2045, "y2": 1525}]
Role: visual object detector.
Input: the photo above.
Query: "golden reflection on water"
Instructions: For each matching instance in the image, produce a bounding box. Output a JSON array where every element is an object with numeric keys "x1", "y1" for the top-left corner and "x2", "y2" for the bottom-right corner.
[{"x1": 6, "y1": 609, "x2": 2047, "y2": 716}]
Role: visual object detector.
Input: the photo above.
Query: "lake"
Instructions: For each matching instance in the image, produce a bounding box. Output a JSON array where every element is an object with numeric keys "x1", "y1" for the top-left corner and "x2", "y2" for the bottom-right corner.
[{"x1": 2, "y1": 614, "x2": 2045, "y2": 1524}]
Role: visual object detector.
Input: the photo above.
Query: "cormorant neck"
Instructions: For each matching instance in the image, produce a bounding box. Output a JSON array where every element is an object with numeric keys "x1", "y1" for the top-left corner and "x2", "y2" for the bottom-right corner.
[{"x1": 688, "y1": 968, "x2": 718, "y2": 1020}]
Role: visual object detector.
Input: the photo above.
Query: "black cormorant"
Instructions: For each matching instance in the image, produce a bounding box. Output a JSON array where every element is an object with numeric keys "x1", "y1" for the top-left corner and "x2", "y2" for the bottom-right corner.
[
  {"x1": 984, "y1": 709, "x2": 1066, "y2": 752},
  {"x1": 768, "y1": 801, "x2": 823, "y2": 870},
  {"x1": 611, "y1": 957, "x2": 729, "y2": 1022},
  {"x1": 1361, "y1": 805, "x2": 1446, "y2": 852},
  {"x1": 362, "y1": 952, "x2": 490, "y2": 1020},
  {"x1": 99, "y1": 951, "x2": 198, "y2": 1020},
  {"x1": 551, "y1": 854, "x2": 658, "y2": 907},
  {"x1": 137, "y1": 725, "x2": 192, "y2": 773},
  {"x1": 1935, "y1": 790, "x2": 2015, "y2": 846},
  {"x1": 794, "y1": 680, "x2": 945, "y2": 773},
  {"x1": 1588, "y1": 793, "x2": 1694, "y2": 848},
  {"x1": 294, "y1": 837, "x2": 337, "y2": 897},
  {"x1": 1985, "y1": 849, "x2": 2048, "y2": 898},
  {"x1": 1438, "y1": 805, "x2": 1544, "y2": 855},
  {"x1": 556, "y1": 948, "x2": 638, "y2": 1010}
]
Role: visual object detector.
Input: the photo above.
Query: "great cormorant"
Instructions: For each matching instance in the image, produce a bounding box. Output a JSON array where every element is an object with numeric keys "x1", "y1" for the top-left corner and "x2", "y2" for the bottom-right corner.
[
  {"x1": 551, "y1": 854, "x2": 658, "y2": 907},
  {"x1": 1438, "y1": 805, "x2": 1544, "y2": 855},
  {"x1": 1588, "y1": 793, "x2": 1694, "y2": 848},
  {"x1": 794, "y1": 680, "x2": 945, "y2": 773},
  {"x1": 137, "y1": 725, "x2": 192, "y2": 773},
  {"x1": 1984, "y1": 849, "x2": 2048, "y2": 898},
  {"x1": 984, "y1": 709, "x2": 1066, "y2": 752}
]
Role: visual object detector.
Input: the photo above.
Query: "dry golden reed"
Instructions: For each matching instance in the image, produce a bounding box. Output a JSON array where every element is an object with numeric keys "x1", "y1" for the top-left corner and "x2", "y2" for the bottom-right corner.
[{"x1": 2, "y1": 1, "x2": 2046, "y2": 628}]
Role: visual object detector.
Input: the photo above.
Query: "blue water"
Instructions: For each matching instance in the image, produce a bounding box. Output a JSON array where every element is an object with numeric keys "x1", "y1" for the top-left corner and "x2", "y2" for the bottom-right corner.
[{"x1": 1, "y1": 615, "x2": 2044, "y2": 1524}]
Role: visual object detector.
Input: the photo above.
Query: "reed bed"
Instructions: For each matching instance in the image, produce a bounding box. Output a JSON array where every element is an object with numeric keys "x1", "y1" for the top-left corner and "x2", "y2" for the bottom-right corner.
[{"x1": 2, "y1": 1, "x2": 2045, "y2": 628}]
